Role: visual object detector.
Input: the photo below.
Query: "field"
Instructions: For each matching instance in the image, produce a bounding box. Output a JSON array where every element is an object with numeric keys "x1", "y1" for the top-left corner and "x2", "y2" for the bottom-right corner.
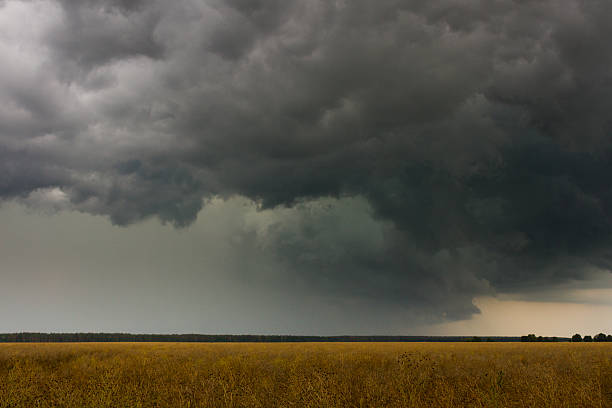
[{"x1": 0, "y1": 342, "x2": 610, "y2": 407}]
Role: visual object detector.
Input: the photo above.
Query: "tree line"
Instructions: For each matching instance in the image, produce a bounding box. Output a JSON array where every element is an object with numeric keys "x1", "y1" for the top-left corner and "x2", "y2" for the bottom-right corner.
[
  {"x1": 0, "y1": 333, "x2": 522, "y2": 343},
  {"x1": 520, "y1": 333, "x2": 612, "y2": 342},
  {"x1": 570, "y1": 333, "x2": 612, "y2": 342},
  {"x1": 520, "y1": 334, "x2": 560, "y2": 342},
  {"x1": 1, "y1": 332, "x2": 607, "y2": 343}
]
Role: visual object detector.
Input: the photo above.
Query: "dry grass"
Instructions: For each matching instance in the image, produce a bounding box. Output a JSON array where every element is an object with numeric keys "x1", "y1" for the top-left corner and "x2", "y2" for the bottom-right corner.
[{"x1": 0, "y1": 342, "x2": 610, "y2": 407}]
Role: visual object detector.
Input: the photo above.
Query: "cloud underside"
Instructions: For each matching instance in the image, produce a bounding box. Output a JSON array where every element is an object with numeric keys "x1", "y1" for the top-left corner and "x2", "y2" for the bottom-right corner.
[{"x1": 2, "y1": 0, "x2": 612, "y2": 323}]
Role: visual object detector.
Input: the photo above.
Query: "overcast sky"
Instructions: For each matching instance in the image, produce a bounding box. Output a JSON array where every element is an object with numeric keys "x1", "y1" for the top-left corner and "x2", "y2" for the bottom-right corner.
[{"x1": 1, "y1": 0, "x2": 612, "y2": 336}]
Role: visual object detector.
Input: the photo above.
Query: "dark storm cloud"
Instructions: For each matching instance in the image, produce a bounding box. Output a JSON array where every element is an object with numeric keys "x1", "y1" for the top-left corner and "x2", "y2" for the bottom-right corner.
[
  {"x1": 2, "y1": 0, "x2": 612, "y2": 323},
  {"x1": 236, "y1": 198, "x2": 492, "y2": 321}
]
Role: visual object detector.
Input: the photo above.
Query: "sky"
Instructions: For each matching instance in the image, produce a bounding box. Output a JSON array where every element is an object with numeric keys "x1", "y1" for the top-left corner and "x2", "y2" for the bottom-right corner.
[{"x1": 1, "y1": 0, "x2": 611, "y2": 336}]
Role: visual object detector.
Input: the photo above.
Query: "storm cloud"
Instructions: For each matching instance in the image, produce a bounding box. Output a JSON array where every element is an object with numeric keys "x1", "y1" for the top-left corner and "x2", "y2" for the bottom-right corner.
[{"x1": 2, "y1": 0, "x2": 612, "y2": 325}]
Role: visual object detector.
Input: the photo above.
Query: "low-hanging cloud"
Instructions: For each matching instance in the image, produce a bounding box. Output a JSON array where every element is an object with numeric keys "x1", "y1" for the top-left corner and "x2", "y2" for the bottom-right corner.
[{"x1": 2, "y1": 0, "x2": 612, "y2": 324}]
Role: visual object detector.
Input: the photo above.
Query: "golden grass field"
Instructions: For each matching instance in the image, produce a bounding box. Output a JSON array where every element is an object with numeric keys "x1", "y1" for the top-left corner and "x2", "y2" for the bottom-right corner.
[{"x1": 0, "y1": 342, "x2": 610, "y2": 407}]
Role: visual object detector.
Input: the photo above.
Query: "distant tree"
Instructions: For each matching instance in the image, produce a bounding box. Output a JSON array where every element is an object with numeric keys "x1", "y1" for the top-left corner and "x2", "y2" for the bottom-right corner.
[
  {"x1": 594, "y1": 333, "x2": 607, "y2": 342},
  {"x1": 583, "y1": 335, "x2": 593, "y2": 342},
  {"x1": 572, "y1": 334, "x2": 582, "y2": 342},
  {"x1": 607, "y1": 335, "x2": 612, "y2": 342},
  {"x1": 471, "y1": 336, "x2": 482, "y2": 342},
  {"x1": 521, "y1": 334, "x2": 537, "y2": 342}
]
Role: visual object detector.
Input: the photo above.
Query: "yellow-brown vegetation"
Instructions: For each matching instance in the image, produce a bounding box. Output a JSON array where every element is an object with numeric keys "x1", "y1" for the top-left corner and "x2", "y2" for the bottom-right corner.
[{"x1": 0, "y1": 342, "x2": 610, "y2": 407}]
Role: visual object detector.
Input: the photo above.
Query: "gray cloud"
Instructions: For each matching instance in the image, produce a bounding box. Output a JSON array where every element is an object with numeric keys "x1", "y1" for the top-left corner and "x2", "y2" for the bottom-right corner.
[{"x1": 2, "y1": 0, "x2": 612, "y2": 326}]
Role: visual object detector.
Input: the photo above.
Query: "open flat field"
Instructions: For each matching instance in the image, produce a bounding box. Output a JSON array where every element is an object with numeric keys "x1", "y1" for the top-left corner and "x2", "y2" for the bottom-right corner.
[{"x1": 0, "y1": 342, "x2": 610, "y2": 408}]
